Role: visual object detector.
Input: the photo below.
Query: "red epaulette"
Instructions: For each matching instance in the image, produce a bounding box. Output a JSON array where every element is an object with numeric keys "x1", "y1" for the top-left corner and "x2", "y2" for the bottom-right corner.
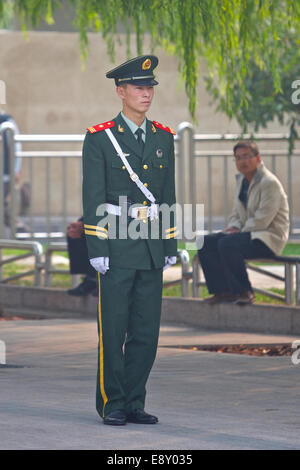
[
  {"x1": 86, "y1": 121, "x2": 115, "y2": 134},
  {"x1": 152, "y1": 120, "x2": 176, "y2": 135}
]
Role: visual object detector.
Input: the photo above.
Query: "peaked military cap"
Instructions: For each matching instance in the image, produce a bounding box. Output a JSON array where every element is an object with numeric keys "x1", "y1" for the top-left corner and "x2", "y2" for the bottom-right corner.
[{"x1": 106, "y1": 55, "x2": 159, "y2": 86}]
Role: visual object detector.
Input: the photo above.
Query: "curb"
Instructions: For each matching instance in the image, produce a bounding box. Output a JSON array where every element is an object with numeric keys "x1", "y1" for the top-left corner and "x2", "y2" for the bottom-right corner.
[{"x1": 1, "y1": 284, "x2": 300, "y2": 335}]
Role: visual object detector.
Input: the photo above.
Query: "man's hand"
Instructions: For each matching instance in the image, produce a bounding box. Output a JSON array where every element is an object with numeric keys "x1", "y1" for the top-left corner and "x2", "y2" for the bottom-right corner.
[
  {"x1": 67, "y1": 221, "x2": 84, "y2": 239},
  {"x1": 163, "y1": 256, "x2": 177, "y2": 271},
  {"x1": 90, "y1": 257, "x2": 110, "y2": 275},
  {"x1": 222, "y1": 227, "x2": 239, "y2": 234}
]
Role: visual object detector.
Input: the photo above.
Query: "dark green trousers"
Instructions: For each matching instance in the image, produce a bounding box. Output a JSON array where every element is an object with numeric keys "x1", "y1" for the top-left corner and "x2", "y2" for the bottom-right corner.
[{"x1": 96, "y1": 266, "x2": 163, "y2": 418}]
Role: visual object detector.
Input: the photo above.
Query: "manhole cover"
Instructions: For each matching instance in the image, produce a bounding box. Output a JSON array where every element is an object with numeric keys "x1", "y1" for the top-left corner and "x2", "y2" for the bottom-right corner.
[{"x1": 163, "y1": 343, "x2": 293, "y2": 356}]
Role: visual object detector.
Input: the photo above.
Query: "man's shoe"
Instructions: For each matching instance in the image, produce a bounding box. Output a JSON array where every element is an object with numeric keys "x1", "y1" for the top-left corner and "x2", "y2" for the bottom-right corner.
[
  {"x1": 126, "y1": 409, "x2": 158, "y2": 424},
  {"x1": 234, "y1": 290, "x2": 255, "y2": 305},
  {"x1": 203, "y1": 292, "x2": 237, "y2": 305},
  {"x1": 67, "y1": 277, "x2": 97, "y2": 297},
  {"x1": 103, "y1": 410, "x2": 127, "y2": 426}
]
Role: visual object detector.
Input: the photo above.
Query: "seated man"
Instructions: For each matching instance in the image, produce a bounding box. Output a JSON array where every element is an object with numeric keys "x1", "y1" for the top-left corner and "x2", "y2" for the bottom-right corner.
[
  {"x1": 198, "y1": 140, "x2": 290, "y2": 305},
  {"x1": 66, "y1": 217, "x2": 97, "y2": 296}
]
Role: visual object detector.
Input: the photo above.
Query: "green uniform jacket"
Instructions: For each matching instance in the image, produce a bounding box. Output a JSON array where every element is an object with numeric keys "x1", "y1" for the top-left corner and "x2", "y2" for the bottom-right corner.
[{"x1": 82, "y1": 112, "x2": 177, "y2": 270}]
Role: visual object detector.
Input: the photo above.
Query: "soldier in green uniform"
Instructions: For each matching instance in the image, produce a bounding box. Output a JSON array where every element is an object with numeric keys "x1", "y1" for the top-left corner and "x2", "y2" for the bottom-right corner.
[{"x1": 82, "y1": 55, "x2": 177, "y2": 426}]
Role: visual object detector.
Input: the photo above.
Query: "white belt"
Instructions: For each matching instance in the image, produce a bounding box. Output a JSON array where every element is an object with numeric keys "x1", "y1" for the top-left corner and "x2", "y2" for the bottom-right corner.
[
  {"x1": 105, "y1": 203, "x2": 122, "y2": 216},
  {"x1": 105, "y1": 203, "x2": 156, "y2": 220}
]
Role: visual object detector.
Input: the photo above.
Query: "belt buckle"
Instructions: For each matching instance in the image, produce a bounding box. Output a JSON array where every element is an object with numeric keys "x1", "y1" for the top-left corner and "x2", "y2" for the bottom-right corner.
[{"x1": 137, "y1": 207, "x2": 148, "y2": 223}]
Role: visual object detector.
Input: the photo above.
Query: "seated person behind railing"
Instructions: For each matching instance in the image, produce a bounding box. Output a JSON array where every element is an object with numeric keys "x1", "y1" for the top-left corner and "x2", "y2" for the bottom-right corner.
[
  {"x1": 198, "y1": 140, "x2": 290, "y2": 305},
  {"x1": 66, "y1": 217, "x2": 97, "y2": 296}
]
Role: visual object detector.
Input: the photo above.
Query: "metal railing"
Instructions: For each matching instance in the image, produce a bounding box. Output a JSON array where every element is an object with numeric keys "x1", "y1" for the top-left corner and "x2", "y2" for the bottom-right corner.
[
  {"x1": 1, "y1": 122, "x2": 300, "y2": 241},
  {"x1": 163, "y1": 249, "x2": 190, "y2": 297},
  {"x1": 0, "y1": 239, "x2": 43, "y2": 286},
  {"x1": 176, "y1": 125, "x2": 300, "y2": 235},
  {"x1": 191, "y1": 253, "x2": 300, "y2": 306},
  {"x1": 0, "y1": 240, "x2": 79, "y2": 288},
  {"x1": 0, "y1": 121, "x2": 17, "y2": 238},
  {"x1": 0, "y1": 241, "x2": 191, "y2": 298},
  {"x1": 1, "y1": 238, "x2": 299, "y2": 304},
  {"x1": 44, "y1": 242, "x2": 79, "y2": 288}
]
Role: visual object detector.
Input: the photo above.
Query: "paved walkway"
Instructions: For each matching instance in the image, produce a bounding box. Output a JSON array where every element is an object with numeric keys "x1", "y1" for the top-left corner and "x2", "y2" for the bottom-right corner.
[{"x1": 1, "y1": 318, "x2": 300, "y2": 450}]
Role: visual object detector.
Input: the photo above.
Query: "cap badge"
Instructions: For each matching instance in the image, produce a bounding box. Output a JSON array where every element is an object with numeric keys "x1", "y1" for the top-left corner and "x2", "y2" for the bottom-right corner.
[{"x1": 142, "y1": 58, "x2": 151, "y2": 70}]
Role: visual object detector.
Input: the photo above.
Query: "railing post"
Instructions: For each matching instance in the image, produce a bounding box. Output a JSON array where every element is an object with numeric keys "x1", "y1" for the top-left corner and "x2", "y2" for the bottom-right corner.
[
  {"x1": 192, "y1": 254, "x2": 201, "y2": 298},
  {"x1": 285, "y1": 263, "x2": 294, "y2": 305},
  {"x1": 0, "y1": 123, "x2": 7, "y2": 239},
  {"x1": 8, "y1": 125, "x2": 16, "y2": 239},
  {"x1": 34, "y1": 247, "x2": 43, "y2": 287},
  {"x1": 296, "y1": 263, "x2": 300, "y2": 306},
  {"x1": 0, "y1": 129, "x2": 3, "y2": 239},
  {"x1": 0, "y1": 121, "x2": 16, "y2": 240},
  {"x1": 44, "y1": 247, "x2": 52, "y2": 287},
  {"x1": 176, "y1": 122, "x2": 195, "y2": 206},
  {"x1": 177, "y1": 249, "x2": 190, "y2": 298}
]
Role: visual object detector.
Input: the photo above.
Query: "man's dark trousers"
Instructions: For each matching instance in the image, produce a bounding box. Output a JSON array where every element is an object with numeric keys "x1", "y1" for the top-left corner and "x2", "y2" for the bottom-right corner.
[
  {"x1": 198, "y1": 232, "x2": 274, "y2": 294},
  {"x1": 67, "y1": 233, "x2": 96, "y2": 279}
]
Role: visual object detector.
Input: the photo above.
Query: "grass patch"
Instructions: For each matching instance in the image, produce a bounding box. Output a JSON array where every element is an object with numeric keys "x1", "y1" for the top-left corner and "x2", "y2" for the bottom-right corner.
[
  {"x1": 162, "y1": 283, "x2": 286, "y2": 304},
  {"x1": 1, "y1": 263, "x2": 72, "y2": 289},
  {"x1": 2, "y1": 247, "x2": 69, "y2": 258},
  {"x1": 1, "y1": 241, "x2": 298, "y2": 304}
]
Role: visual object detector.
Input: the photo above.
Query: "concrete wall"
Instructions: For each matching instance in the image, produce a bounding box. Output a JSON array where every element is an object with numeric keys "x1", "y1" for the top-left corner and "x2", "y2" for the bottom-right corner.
[{"x1": 0, "y1": 31, "x2": 297, "y2": 217}]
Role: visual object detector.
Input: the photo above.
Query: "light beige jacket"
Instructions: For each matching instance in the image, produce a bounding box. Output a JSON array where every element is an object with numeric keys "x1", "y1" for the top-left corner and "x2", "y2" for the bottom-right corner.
[{"x1": 227, "y1": 161, "x2": 290, "y2": 255}]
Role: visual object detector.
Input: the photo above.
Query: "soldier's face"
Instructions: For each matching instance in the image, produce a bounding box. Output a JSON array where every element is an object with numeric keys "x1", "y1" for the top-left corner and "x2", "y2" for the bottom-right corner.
[{"x1": 117, "y1": 84, "x2": 154, "y2": 114}]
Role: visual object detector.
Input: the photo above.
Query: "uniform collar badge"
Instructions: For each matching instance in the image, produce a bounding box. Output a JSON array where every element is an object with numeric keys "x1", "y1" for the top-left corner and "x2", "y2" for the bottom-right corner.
[{"x1": 118, "y1": 124, "x2": 124, "y2": 133}]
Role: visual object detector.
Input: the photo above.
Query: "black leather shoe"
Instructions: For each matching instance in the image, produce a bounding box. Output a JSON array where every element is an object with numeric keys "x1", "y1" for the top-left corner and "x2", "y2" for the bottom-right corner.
[
  {"x1": 126, "y1": 409, "x2": 158, "y2": 424},
  {"x1": 202, "y1": 292, "x2": 238, "y2": 305},
  {"x1": 67, "y1": 277, "x2": 97, "y2": 297},
  {"x1": 234, "y1": 290, "x2": 255, "y2": 305},
  {"x1": 103, "y1": 410, "x2": 127, "y2": 426}
]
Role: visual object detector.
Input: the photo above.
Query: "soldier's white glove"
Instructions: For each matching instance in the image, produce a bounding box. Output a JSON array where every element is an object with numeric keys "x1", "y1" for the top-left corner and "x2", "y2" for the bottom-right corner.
[
  {"x1": 90, "y1": 257, "x2": 110, "y2": 275},
  {"x1": 163, "y1": 256, "x2": 177, "y2": 271}
]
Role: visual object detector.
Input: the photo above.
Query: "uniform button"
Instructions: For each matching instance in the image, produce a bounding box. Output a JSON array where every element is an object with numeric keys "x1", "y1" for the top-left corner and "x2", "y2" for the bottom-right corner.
[
  {"x1": 160, "y1": 164, "x2": 163, "y2": 169},
  {"x1": 144, "y1": 183, "x2": 148, "y2": 188},
  {"x1": 143, "y1": 201, "x2": 147, "y2": 206},
  {"x1": 122, "y1": 165, "x2": 126, "y2": 170},
  {"x1": 143, "y1": 164, "x2": 148, "y2": 170}
]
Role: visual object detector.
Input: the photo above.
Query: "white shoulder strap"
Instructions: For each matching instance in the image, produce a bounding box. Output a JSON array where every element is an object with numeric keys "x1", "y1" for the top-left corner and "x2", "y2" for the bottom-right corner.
[{"x1": 105, "y1": 128, "x2": 156, "y2": 204}]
